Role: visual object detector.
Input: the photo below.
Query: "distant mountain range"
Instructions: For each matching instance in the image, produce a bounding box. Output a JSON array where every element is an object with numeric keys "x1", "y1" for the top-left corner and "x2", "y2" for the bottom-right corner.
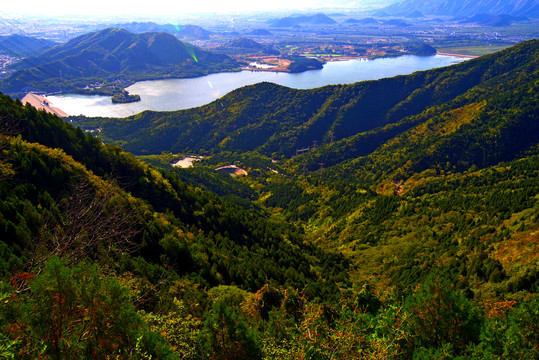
[
  {"x1": 270, "y1": 13, "x2": 337, "y2": 27},
  {"x1": 459, "y1": 14, "x2": 529, "y2": 26},
  {"x1": 382, "y1": 0, "x2": 539, "y2": 18},
  {"x1": 348, "y1": 11, "x2": 528, "y2": 27},
  {"x1": 345, "y1": 18, "x2": 410, "y2": 27},
  {"x1": 0, "y1": 34, "x2": 57, "y2": 58},
  {"x1": 113, "y1": 22, "x2": 213, "y2": 40},
  {"x1": 0, "y1": 28, "x2": 237, "y2": 96},
  {"x1": 345, "y1": 17, "x2": 381, "y2": 25}
]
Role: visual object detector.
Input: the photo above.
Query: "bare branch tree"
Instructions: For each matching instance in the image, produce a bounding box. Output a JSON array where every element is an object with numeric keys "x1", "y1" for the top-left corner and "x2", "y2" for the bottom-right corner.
[
  {"x1": 29, "y1": 177, "x2": 143, "y2": 272},
  {"x1": 0, "y1": 114, "x2": 20, "y2": 138}
]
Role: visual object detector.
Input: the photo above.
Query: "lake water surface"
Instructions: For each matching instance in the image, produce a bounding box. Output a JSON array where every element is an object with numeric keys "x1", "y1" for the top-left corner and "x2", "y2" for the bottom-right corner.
[{"x1": 49, "y1": 55, "x2": 469, "y2": 118}]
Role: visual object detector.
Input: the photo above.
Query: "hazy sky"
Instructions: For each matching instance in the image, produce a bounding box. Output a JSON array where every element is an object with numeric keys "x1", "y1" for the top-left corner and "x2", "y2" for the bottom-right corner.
[{"x1": 1, "y1": 0, "x2": 377, "y2": 17}]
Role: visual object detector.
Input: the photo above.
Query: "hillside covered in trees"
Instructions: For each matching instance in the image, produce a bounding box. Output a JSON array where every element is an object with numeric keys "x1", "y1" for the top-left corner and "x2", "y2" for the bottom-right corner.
[
  {"x1": 0, "y1": 28, "x2": 238, "y2": 98},
  {"x1": 0, "y1": 40, "x2": 537, "y2": 359}
]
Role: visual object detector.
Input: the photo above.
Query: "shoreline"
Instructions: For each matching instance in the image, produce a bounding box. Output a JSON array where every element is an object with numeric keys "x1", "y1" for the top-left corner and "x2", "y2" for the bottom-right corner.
[
  {"x1": 49, "y1": 55, "x2": 467, "y2": 118},
  {"x1": 241, "y1": 53, "x2": 474, "y2": 72},
  {"x1": 436, "y1": 52, "x2": 478, "y2": 58}
]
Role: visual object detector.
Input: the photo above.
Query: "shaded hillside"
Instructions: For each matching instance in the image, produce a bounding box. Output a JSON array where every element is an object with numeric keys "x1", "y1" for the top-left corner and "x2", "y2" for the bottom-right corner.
[
  {"x1": 73, "y1": 40, "x2": 538, "y2": 162},
  {"x1": 69, "y1": 41, "x2": 539, "y2": 302},
  {"x1": 263, "y1": 146, "x2": 539, "y2": 297},
  {"x1": 0, "y1": 34, "x2": 56, "y2": 58},
  {"x1": 0, "y1": 92, "x2": 348, "y2": 296},
  {"x1": 0, "y1": 28, "x2": 237, "y2": 96},
  {"x1": 0, "y1": 89, "x2": 357, "y2": 357},
  {"x1": 298, "y1": 41, "x2": 538, "y2": 176}
]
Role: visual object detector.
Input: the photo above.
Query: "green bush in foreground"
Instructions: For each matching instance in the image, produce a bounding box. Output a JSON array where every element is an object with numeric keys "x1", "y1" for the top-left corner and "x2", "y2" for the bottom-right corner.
[{"x1": 0, "y1": 257, "x2": 173, "y2": 359}]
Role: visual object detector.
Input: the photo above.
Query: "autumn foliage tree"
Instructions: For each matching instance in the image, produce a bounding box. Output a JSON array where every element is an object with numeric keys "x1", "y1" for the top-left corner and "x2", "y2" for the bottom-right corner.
[
  {"x1": 28, "y1": 178, "x2": 142, "y2": 271},
  {"x1": 404, "y1": 279, "x2": 482, "y2": 356},
  {"x1": 0, "y1": 257, "x2": 172, "y2": 359}
]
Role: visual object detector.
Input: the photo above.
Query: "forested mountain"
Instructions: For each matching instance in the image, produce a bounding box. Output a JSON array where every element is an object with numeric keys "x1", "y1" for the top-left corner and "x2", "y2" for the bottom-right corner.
[
  {"x1": 0, "y1": 91, "x2": 350, "y2": 358},
  {"x1": 382, "y1": 0, "x2": 539, "y2": 18},
  {"x1": 0, "y1": 40, "x2": 537, "y2": 359},
  {"x1": 0, "y1": 28, "x2": 237, "y2": 96},
  {"x1": 0, "y1": 34, "x2": 57, "y2": 58}
]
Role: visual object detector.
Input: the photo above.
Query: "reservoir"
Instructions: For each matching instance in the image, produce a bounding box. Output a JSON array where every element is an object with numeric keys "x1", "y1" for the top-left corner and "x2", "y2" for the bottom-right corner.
[{"x1": 48, "y1": 55, "x2": 469, "y2": 118}]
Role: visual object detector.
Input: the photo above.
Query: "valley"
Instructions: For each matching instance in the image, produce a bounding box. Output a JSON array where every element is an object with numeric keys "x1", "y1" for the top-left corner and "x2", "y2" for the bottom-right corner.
[{"x1": 0, "y1": 2, "x2": 537, "y2": 359}]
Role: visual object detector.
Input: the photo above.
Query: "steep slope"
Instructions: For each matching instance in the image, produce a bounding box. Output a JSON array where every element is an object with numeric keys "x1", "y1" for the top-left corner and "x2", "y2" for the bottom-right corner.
[
  {"x1": 299, "y1": 41, "x2": 538, "y2": 176},
  {"x1": 245, "y1": 42, "x2": 539, "y2": 304},
  {"x1": 253, "y1": 42, "x2": 537, "y2": 302},
  {"x1": 0, "y1": 28, "x2": 237, "y2": 96},
  {"x1": 330, "y1": 153, "x2": 539, "y2": 296},
  {"x1": 382, "y1": 0, "x2": 539, "y2": 17},
  {"x1": 71, "y1": 40, "x2": 539, "y2": 296},
  {"x1": 0, "y1": 92, "x2": 348, "y2": 298},
  {"x1": 0, "y1": 34, "x2": 56, "y2": 58}
]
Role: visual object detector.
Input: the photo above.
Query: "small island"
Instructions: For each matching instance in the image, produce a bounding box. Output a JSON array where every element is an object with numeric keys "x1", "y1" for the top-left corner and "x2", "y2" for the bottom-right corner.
[
  {"x1": 403, "y1": 43, "x2": 437, "y2": 56},
  {"x1": 111, "y1": 90, "x2": 141, "y2": 104},
  {"x1": 288, "y1": 57, "x2": 324, "y2": 73}
]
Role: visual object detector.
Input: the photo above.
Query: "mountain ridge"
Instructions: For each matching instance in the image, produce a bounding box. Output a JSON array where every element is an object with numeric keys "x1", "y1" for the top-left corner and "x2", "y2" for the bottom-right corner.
[
  {"x1": 112, "y1": 22, "x2": 213, "y2": 39},
  {"x1": 382, "y1": 0, "x2": 539, "y2": 17},
  {"x1": 0, "y1": 28, "x2": 237, "y2": 96},
  {"x1": 71, "y1": 40, "x2": 538, "y2": 163}
]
